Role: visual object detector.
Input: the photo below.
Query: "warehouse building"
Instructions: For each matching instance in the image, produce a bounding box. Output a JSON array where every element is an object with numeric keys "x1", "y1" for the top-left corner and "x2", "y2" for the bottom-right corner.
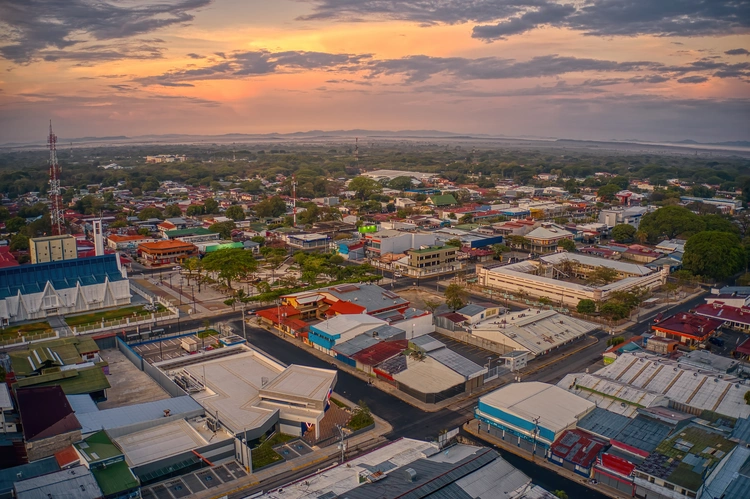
[{"x1": 475, "y1": 382, "x2": 595, "y2": 457}]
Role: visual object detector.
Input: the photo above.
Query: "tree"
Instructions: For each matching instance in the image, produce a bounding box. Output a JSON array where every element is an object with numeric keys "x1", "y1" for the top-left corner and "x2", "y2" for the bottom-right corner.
[
  {"x1": 459, "y1": 213, "x2": 473, "y2": 224},
  {"x1": 137, "y1": 227, "x2": 151, "y2": 236},
  {"x1": 607, "y1": 336, "x2": 626, "y2": 346},
  {"x1": 597, "y1": 183, "x2": 621, "y2": 202},
  {"x1": 209, "y1": 220, "x2": 236, "y2": 239},
  {"x1": 203, "y1": 198, "x2": 220, "y2": 214},
  {"x1": 254, "y1": 196, "x2": 287, "y2": 218},
  {"x1": 611, "y1": 224, "x2": 637, "y2": 243},
  {"x1": 186, "y1": 204, "x2": 204, "y2": 217},
  {"x1": 586, "y1": 266, "x2": 620, "y2": 285},
  {"x1": 703, "y1": 214, "x2": 740, "y2": 235},
  {"x1": 553, "y1": 491, "x2": 568, "y2": 499},
  {"x1": 164, "y1": 204, "x2": 183, "y2": 217},
  {"x1": 638, "y1": 206, "x2": 705, "y2": 242},
  {"x1": 138, "y1": 207, "x2": 163, "y2": 220},
  {"x1": 5, "y1": 217, "x2": 26, "y2": 232},
  {"x1": 9, "y1": 233, "x2": 29, "y2": 251},
  {"x1": 183, "y1": 257, "x2": 202, "y2": 286},
  {"x1": 0, "y1": 207, "x2": 10, "y2": 221},
  {"x1": 388, "y1": 176, "x2": 414, "y2": 191},
  {"x1": 683, "y1": 231, "x2": 746, "y2": 281},
  {"x1": 445, "y1": 238, "x2": 463, "y2": 247},
  {"x1": 444, "y1": 283, "x2": 468, "y2": 311},
  {"x1": 225, "y1": 205, "x2": 246, "y2": 222},
  {"x1": 577, "y1": 299, "x2": 596, "y2": 314},
  {"x1": 423, "y1": 299, "x2": 441, "y2": 313},
  {"x1": 202, "y1": 248, "x2": 258, "y2": 289},
  {"x1": 600, "y1": 302, "x2": 631, "y2": 320},
  {"x1": 348, "y1": 177, "x2": 382, "y2": 200},
  {"x1": 557, "y1": 238, "x2": 576, "y2": 252}
]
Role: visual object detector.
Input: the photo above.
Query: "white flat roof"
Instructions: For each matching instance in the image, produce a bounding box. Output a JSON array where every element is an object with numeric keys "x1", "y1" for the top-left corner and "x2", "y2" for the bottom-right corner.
[
  {"x1": 116, "y1": 419, "x2": 208, "y2": 467},
  {"x1": 261, "y1": 365, "x2": 336, "y2": 401},
  {"x1": 480, "y1": 382, "x2": 594, "y2": 433},
  {"x1": 393, "y1": 355, "x2": 465, "y2": 394},
  {"x1": 540, "y1": 252, "x2": 653, "y2": 276}
]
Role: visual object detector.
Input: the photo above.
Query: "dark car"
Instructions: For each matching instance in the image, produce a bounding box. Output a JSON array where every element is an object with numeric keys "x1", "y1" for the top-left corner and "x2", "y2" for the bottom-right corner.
[{"x1": 709, "y1": 337, "x2": 725, "y2": 347}]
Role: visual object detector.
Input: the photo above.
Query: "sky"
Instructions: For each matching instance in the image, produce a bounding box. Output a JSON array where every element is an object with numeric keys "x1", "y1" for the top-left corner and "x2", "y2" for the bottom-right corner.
[{"x1": 1, "y1": 0, "x2": 749, "y2": 144}]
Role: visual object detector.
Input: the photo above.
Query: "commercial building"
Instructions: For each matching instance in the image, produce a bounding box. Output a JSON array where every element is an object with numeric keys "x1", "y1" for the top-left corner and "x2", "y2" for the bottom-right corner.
[
  {"x1": 475, "y1": 382, "x2": 595, "y2": 456},
  {"x1": 522, "y1": 224, "x2": 574, "y2": 254},
  {"x1": 477, "y1": 252, "x2": 667, "y2": 308},
  {"x1": 0, "y1": 253, "x2": 130, "y2": 325},
  {"x1": 13, "y1": 466, "x2": 102, "y2": 499},
  {"x1": 106, "y1": 234, "x2": 157, "y2": 251},
  {"x1": 694, "y1": 302, "x2": 750, "y2": 331},
  {"x1": 145, "y1": 154, "x2": 186, "y2": 163},
  {"x1": 364, "y1": 230, "x2": 437, "y2": 259},
  {"x1": 652, "y1": 312, "x2": 723, "y2": 345},
  {"x1": 548, "y1": 429, "x2": 606, "y2": 477},
  {"x1": 558, "y1": 352, "x2": 750, "y2": 419},
  {"x1": 29, "y1": 235, "x2": 78, "y2": 264},
  {"x1": 286, "y1": 232, "x2": 331, "y2": 251},
  {"x1": 137, "y1": 240, "x2": 198, "y2": 266},
  {"x1": 16, "y1": 386, "x2": 82, "y2": 462},
  {"x1": 258, "y1": 437, "x2": 557, "y2": 499},
  {"x1": 74, "y1": 431, "x2": 140, "y2": 499},
  {"x1": 599, "y1": 206, "x2": 650, "y2": 228},
  {"x1": 393, "y1": 245, "x2": 461, "y2": 278},
  {"x1": 163, "y1": 227, "x2": 220, "y2": 244},
  {"x1": 680, "y1": 196, "x2": 743, "y2": 214}
]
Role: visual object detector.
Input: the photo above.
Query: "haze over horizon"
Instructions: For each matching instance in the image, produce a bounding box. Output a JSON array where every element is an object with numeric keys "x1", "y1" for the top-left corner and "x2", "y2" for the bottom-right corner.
[{"x1": 1, "y1": 0, "x2": 749, "y2": 143}]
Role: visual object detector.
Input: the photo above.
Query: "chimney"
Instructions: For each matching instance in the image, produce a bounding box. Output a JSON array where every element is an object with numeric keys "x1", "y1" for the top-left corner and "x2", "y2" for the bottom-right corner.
[{"x1": 93, "y1": 219, "x2": 104, "y2": 256}]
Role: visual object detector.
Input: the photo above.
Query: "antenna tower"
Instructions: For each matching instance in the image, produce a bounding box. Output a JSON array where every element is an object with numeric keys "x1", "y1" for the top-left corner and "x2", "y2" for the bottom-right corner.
[
  {"x1": 48, "y1": 121, "x2": 64, "y2": 235},
  {"x1": 292, "y1": 174, "x2": 297, "y2": 227},
  {"x1": 354, "y1": 137, "x2": 359, "y2": 168}
]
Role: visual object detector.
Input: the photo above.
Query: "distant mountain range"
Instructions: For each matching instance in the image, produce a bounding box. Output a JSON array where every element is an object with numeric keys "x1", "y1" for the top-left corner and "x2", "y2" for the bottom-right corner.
[{"x1": 672, "y1": 139, "x2": 750, "y2": 148}]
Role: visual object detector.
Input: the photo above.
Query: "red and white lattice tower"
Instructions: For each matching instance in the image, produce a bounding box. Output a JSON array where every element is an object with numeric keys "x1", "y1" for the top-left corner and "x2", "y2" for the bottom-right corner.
[
  {"x1": 48, "y1": 121, "x2": 64, "y2": 235},
  {"x1": 292, "y1": 174, "x2": 297, "y2": 227}
]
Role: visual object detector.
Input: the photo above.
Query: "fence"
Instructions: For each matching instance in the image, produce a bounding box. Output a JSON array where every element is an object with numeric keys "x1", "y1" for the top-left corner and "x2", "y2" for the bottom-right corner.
[
  {"x1": 73, "y1": 310, "x2": 178, "y2": 335},
  {"x1": 0, "y1": 330, "x2": 59, "y2": 348},
  {"x1": 129, "y1": 280, "x2": 155, "y2": 304},
  {"x1": 117, "y1": 336, "x2": 144, "y2": 370},
  {"x1": 116, "y1": 336, "x2": 186, "y2": 397}
]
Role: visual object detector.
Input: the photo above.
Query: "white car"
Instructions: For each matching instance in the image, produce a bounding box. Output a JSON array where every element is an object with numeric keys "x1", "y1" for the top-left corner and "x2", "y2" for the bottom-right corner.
[
  {"x1": 393, "y1": 271, "x2": 403, "y2": 278},
  {"x1": 172, "y1": 266, "x2": 182, "y2": 271}
]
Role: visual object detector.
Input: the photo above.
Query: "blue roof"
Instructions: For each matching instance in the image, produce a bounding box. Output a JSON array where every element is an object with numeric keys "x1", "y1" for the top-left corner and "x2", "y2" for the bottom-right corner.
[
  {"x1": 577, "y1": 408, "x2": 631, "y2": 440},
  {"x1": 0, "y1": 255, "x2": 124, "y2": 299},
  {"x1": 0, "y1": 457, "x2": 60, "y2": 495}
]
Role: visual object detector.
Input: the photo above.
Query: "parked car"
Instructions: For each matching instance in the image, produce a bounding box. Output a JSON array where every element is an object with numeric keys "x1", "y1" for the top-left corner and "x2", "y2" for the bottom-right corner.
[{"x1": 709, "y1": 337, "x2": 725, "y2": 347}]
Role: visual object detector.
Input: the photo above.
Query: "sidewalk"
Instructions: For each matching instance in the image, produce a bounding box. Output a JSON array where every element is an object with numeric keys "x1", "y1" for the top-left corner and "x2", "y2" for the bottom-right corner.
[
  {"x1": 131, "y1": 275, "x2": 232, "y2": 316},
  {"x1": 190, "y1": 405, "x2": 393, "y2": 499},
  {"x1": 463, "y1": 420, "x2": 630, "y2": 499}
]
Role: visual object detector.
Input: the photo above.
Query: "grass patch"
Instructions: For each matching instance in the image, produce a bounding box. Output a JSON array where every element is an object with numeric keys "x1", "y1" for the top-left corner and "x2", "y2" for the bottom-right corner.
[
  {"x1": 65, "y1": 304, "x2": 165, "y2": 328},
  {"x1": 330, "y1": 397, "x2": 349, "y2": 409},
  {"x1": 196, "y1": 329, "x2": 219, "y2": 339},
  {"x1": 251, "y1": 444, "x2": 283, "y2": 470},
  {"x1": 347, "y1": 401, "x2": 374, "y2": 432},
  {"x1": 0, "y1": 321, "x2": 53, "y2": 339},
  {"x1": 265, "y1": 433, "x2": 296, "y2": 447},
  {"x1": 575, "y1": 385, "x2": 644, "y2": 409}
]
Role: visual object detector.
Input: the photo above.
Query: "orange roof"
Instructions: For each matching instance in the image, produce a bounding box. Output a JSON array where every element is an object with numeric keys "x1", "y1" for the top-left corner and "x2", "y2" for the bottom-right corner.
[
  {"x1": 325, "y1": 300, "x2": 367, "y2": 316},
  {"x1": 54, "y1": 446, "x2": 80, "y2": 468},
  {"x1": 107, "y1": 234, "x2": 147, "y2": 242},
  {"x1": 138, "y1": 240, "x2": 197, "y2": 251}
]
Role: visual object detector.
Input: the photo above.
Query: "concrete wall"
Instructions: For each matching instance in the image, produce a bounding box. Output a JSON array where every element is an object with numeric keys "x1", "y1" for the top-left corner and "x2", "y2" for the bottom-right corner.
[{"x1": 25, "y1": 430, "x2": 82, "y2": 462}]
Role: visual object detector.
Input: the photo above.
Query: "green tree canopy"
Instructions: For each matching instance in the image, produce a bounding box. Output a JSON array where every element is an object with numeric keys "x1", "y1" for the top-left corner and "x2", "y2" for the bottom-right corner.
[
  {"x1": 444, "y1": 283, "x2": 468, "y2": 311},
  {"x1": 683, "y1": 231, "x2": 746, "y2": 280},
  {"x1": 611, "y1": 224, "x2": 637, "y2": 243},
  {"x1": 557, "y1": 238, "x2": 576, "y2": 252},
  {"x1": 138, "y1": 207, "x2": 163, "y2": 220},
  {"x1": 203, "y1": 198, "x2": 220, "y2": 214},
  {"x1": 348, "y1": 177, "x2": 383, "y2": 200},
  {"x1": 254, "y1": 196, "x2": 287, "y2": 218},
  {"x1": 576, "y1": 299, "x2": 596, "y2": 314},
  {"x1": 445, "y1": 238, "x2": 463, "y2": 247},
  {"x1": 202, "y1": 248, "x2": 258, "y2": 288},
  {"x1": 164, "y1": 204, "x2": 183, "y2": 217},
  {"x1": 597, "y1": 183, "x2": 621, "y2": 202},
  {"x1": 225, "y1": 205, "x2": 246, "y2": 221},
  {"x1": 388, "y1": 176, "x2": 414, "y2": 191},
  {"x1": 638, "y1": 206, "x2": 705, "y2": 242},
  {"x1": 703, "y1": 214, "x2": 740, "y2": 235},
  {"x1": 208, "y1": 220, "x2": 236, "y2": 239},
  {"x1": 5, "y1": 217, "x2": 26, "y2": 233}
]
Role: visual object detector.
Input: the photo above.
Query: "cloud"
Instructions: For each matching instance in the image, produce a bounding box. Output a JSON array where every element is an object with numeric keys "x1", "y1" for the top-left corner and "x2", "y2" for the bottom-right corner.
[
  {"x1": 725, "y1": 48, "x2": 750, "y2": 56},
  {"x1": 298, "y1": 0, "x2": 750, "y2": 41},
  {"x1": 628, "y1": 74, "x2": 670, "y2": 84},
  {"x1": 186, "y1": 53, "x2": 206, "y2": 59},
  {"x1": 677, "y1": 75, "x2": 709, "y2": 84},
  {"x1": 0, "y1": 0, "x2": 211, "y2": 63}
]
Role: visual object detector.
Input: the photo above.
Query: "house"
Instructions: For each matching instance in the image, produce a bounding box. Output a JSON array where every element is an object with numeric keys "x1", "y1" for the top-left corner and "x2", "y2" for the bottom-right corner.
[
  {"x1": 694, "y1": 302, "x2": 750, "y2": 332},
  {"x1": 16, "y1": 386, "x2": 82, "y2": 462},
  {"x1": 426, "y1": 194, "x2": 457, "y2": 207},
  {"x1": 652, "y1": 312, "x2": 723, "y2": 345},
  {"x1": 394, "y1": 198, "x2": 416, "y2": 209}
]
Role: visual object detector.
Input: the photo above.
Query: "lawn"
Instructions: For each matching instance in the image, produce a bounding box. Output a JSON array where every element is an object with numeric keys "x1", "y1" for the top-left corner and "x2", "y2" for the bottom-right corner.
[
  {"x1": 330, "y1": 397, "x2": 349, "y2": 409},
  {"x1": 251, "y1": 444, "x2": 283, "y2": 470},
  {"x1": 196, "y1": 329, "x2": 219, "y2": 339},
  {"x1": 65, "y1": 304, "x2": 165, "y2": 328},
  {"x1": 265, "y1": 433, "x2": 296, "y2": 446},
  {"x1": 0, "y1": 321, "x2": 53, "y2": 340}
]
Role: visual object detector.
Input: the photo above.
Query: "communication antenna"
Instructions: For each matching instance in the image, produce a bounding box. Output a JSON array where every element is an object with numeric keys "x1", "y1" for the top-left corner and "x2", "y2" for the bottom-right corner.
[
  {"x1": 292, "y1": 174, "x2": 297, "y2": 227},
  {"x1": 48, "y1": 121, "x2": 64, "y2": 235},
  {"x1": 354, "y1": 137, "x2": 359, "y2": 168}
]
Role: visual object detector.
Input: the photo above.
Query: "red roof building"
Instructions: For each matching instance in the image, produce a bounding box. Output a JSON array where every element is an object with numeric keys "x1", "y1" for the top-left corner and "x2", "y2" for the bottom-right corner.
[
  {"x1": 0, "y1": 246, "x2": 18, "y2": 268},
  {"x1": 256, "y1": 305, "x2": 307, "y2": 338},
  {"x1": 324, "y1": 300, "x2": 367, "y2": 317},
  {"x1": 549, "y1": 429, "x2": 606, "y2": 477},
  {"x1": 694, "y1": 302, "x2": 750, "y2": 332},
  {"x1": 652, "y1": 312, "x2": 723, "y2": 345},
  {"x1": 351, "y1": 340, "x2": 408, "y2": 374}
]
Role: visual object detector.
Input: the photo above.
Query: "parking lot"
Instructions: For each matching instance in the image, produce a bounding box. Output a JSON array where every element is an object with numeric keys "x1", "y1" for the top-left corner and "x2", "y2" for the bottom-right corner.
[{"x1": 141, "y1": 462, "x2": 248, "y2": 499}]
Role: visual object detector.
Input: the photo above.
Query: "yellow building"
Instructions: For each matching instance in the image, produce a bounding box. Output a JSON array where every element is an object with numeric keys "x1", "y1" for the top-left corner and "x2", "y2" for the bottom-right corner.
[{"x1": 29, "y1": 235, "x2": 77, "y2": 264}]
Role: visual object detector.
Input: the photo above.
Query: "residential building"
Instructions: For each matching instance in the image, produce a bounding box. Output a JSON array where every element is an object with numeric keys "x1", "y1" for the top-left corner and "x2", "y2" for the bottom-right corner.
[
  {"x1": 106, "y1": 234, "x2": 157, "y2": 251},
  {"x1": 145, "y1": 154, "x2": 186, "y2": 163},
  {"x1": 426, "y1": 194, "x2": 457, "y2": 207},
  {"x1": 0, "y1": 254, "x2": 130, "y2": 325},
  {"x1": 475, "y1": 382, "x2": 595, "y2": 456},
  {"x1": 137, "y1": 240, "x2": 198, "y2": 266},
  {"x1": 522, "y1": 224, "x2": 574, "y2": 254},
  {"x1": 29, "y1": 235, "x2": 77, "y2": 264},
  {"x1": 598, "y1": 206, "x2": 650, "y2": 228}
]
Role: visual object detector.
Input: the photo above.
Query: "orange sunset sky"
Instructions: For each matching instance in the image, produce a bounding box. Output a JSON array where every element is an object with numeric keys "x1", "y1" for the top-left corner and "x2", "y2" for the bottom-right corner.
[{"x1": 1, "y1": 0, "x2": 748, "y2": 143}]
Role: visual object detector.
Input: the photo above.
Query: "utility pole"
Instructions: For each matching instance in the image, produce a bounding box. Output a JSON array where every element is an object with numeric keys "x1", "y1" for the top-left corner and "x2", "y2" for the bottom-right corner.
[
  {"x1": 531, "y1": 416, "x2": 540, "y2": 462},
  {"x1": 336, "y1": 424, "x2": 346, "y2": 463},
  {"x1": 240, "y1": 301, "x2": 247, "y2": 340}
]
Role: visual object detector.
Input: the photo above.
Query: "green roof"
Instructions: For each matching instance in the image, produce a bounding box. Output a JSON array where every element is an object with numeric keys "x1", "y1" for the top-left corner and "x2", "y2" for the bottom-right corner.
[
  {"x1": 165, "y1": 227, "x2": 214, "y2": 238},
  {"x1": 75, "y1": 431, "x2": 122, "y2": 464},
  {"x1": 429, "y1": 194, "x2": 457, "y2": 206},
  {"x1": 9, "y1": 336, "x2": 100, "y2": 376},
  {"x1": 453, "y1": 224, "x2": 480, "y2": 230},
  {"x1": 205, "y1": 241, "x2": 244, "y2": 252},
  {"x1": 650, "y1": 424, "x2": 736, "y2": 491},
  {"x1": 15, "y1": 365, "x2": 110, "y2": 395},
  {"x1": 92, "y1": 460, "x2": 139, "y2": 496}
]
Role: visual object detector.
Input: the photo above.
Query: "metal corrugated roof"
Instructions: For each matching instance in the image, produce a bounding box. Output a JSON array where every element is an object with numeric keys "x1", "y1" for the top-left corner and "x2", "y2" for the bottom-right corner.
[
  {"x1": 576, "y1": 408, "x2": 632, "y2": 440},
  {"x1": 428, "y1": 348, "x2": 486, "y2": 380},
  {"x1": 732, "y1": 417, "x2": 750, "y2": 444},
  {"x1": 613, "y1": 416, "x2": 672, "y2": 453},
  {"x1": 333, "y1": 334, "x2": 379, "y2": 357},
  {"x1": 76, "y1": 396, "x2": 203, "y2": 435},
  {"x1": 411, "y1": 335, "x2": 445, "y2": 352}
]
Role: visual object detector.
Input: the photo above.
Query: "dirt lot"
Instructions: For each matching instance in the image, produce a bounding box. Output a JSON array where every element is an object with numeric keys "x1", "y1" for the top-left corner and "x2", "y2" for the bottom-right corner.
[
  {"x1": 98, "y1": 349, "x2": 171, "y2": 409},
  {"x1": 397, "y1": 288, "x2": 445, "y2": 311}
]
